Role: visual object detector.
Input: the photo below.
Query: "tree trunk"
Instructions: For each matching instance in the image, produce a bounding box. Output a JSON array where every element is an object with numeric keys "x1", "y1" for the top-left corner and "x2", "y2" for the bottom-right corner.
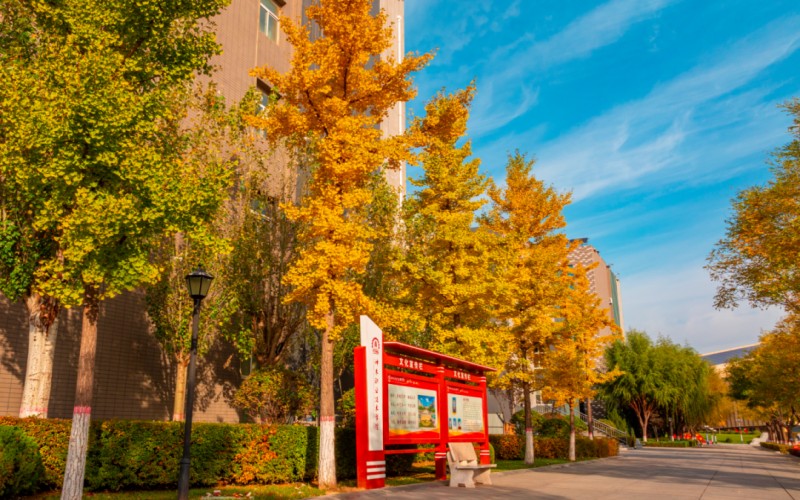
[
  {"x1": 568, "y1": 403, "x2": 576, "y2": 462},
  {"x1": 586, "y1": 398, "x2": 594, "y2": 440},
  {"x1": 523, "y1": 382, "x2": 534, "y2": 465},
  {"x1": 318, "y1": 310, "x2": 337, "y2": 489},
  {"x1": 62, "y1": 298, "x2": 100, "y2": 500},
  {"x1": 20, "y1": 293, "x2": 59, "y2": 418},
  {"x1": 669, "y1": 415, "x2": 674, "y2": 441},
  {"x1": 636, "y1": 411, "x2": 650, "y2": 442},
  {"x1": 172, "y1": 356, "x2": 189, "y2": 421}
]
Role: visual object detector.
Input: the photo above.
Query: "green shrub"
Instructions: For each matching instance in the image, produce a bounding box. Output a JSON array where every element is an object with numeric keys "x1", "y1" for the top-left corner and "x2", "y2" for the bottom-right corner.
[
  {"x1": 232, "y1": 366, "x2": 316, "y2": 424},
  {"x1": 490, "y1": 434, "x2": 617, "y2": 460},
  {"x1": 511, "y1": 410, "x2": 545, "y2": 435},
  {"x1": 0, "y1": 417, "x2": 321, "y2": 492},
  {"x1": 760, "y1": 442, "x2": 791, "y2": 454},
  {"x1": 0, "y1": 425, "x2": 45, "y2": 498},
  {"x1": 334, "y1": 427, "x2": 357, "y2": 480},
  {"x1": 539, "y1": 418, "x2": 570, "y2": 438},
  {"x1": 86, "y1": 420, "x2": 183, "y2": 490},
  {"x1": 602, "y1": 408, "x2": 630, "y2": 434},
  {"x1": 0, "y1": 416, "x2": 70, "y2": 489},
  {"x1": 644, "y1": 440, "x2": 696, "y2": 448},
  {"x1": 489, "y1": 434, "x2": 523, "y2": 460}
]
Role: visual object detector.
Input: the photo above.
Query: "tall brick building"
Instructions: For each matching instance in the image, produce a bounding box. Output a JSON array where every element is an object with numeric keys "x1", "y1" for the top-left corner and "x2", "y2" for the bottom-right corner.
[
  {"x1": 0, "y1": 0, "x2": 407, "y2": 422},
  {"x1": 569, "y1": 238, "x2": 625, "y2": 338}
]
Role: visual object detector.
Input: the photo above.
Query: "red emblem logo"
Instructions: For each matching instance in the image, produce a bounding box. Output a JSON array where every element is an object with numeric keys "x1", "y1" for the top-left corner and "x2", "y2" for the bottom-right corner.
[{"x1": 371, "y1": 337, "x2": 380, "y2": 355}]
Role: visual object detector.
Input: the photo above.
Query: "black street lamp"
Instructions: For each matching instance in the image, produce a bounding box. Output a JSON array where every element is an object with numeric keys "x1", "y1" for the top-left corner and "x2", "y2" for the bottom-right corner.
[{"x1": 178, "y1": 268, "x2": 213, "y2": 500}]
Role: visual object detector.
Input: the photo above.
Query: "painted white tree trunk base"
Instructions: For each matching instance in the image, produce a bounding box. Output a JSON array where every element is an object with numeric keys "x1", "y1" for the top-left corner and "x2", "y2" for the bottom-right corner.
[
  {"x1": 318, "y1": 418, "x2": 336, "y2": 488},
  {"x1": 524, "y1": 428, "x2": 535, "y2": 464},
  {"x1": 20, "y1": 303, "x2": 58, "y2": 418}
]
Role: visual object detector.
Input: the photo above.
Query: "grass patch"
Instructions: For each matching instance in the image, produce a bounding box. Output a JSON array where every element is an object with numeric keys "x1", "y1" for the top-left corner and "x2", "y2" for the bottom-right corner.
[
  {"x1": 28, "y1": 483, "x2": 323, "y2": 500},
  {"x1": 495, "y1": 458, "x2": 570, "y2": 471},
  {"x1": 716, "y1": 432, "x2": 759, "y2": 444},
  {"x1": 28, "y1": 458, "x2": 580, "y2": 498},
  {"x1": 337, "y1": 462, "x2": 438, "y2": 488}
]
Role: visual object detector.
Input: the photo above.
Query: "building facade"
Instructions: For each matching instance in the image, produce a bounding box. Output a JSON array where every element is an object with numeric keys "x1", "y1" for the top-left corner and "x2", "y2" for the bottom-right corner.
[
  {"x1": 0, "y1": 0, "x2": 407, "y2": 422},
  {"x1": 569, "y1": 238, "x2": 625, "y2": 338}
]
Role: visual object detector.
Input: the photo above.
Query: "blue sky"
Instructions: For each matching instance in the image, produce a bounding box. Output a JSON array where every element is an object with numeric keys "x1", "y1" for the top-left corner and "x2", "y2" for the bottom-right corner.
[{"x1": 404, "y1": 0, "x2": 800, "y2": 353}]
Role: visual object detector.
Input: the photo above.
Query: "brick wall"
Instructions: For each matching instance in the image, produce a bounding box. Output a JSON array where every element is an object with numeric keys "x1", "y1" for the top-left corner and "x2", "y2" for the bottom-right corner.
[{"x1": 0, "y1": 291, "x2": 243, "y2": 423}]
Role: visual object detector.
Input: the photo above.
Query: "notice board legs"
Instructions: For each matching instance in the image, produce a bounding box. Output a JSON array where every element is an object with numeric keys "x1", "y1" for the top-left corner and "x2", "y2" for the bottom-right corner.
[{"x1": 436, "y1": 456, "x2": 447, "y2": 481}]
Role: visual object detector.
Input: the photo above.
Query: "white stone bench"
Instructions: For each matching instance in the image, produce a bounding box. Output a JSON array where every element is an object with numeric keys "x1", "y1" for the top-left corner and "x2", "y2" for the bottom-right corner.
[{"x1": 446, "y1": 442, "x2": 496, "y2": 488}]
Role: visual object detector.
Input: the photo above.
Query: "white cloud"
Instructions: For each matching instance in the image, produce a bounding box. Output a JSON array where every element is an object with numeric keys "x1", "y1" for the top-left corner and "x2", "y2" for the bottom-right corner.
[
  {"x1": 622, "y1": 264, "x2": 783, "y2": 353},
  {"x1": 531, "y1": 16, "x2": 800, "y2": 200},
  {"x1": 469, "y1": 0, "x2": 680, "y2": 135}
]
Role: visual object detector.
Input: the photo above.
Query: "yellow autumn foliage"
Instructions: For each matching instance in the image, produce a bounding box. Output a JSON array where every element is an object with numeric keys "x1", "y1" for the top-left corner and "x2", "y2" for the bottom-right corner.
[{"x1": 248, "y1": 0, "x2": 430, "y2": 340}]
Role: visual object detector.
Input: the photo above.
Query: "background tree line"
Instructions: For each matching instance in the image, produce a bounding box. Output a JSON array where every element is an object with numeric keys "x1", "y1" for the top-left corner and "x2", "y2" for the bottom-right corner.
[{"x1": 706, "y1": 99, "x2": 800, "y2": 445}]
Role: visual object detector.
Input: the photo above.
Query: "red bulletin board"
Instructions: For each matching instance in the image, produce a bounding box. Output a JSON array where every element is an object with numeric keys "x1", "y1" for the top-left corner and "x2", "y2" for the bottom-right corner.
[{"x1": 355, "y1": 316, "x2": 496, "y2": 490}]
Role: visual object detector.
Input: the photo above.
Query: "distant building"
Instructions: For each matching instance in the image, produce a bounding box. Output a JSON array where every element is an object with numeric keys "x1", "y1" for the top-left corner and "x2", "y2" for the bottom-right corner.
[
  {"x1": 700, "y1": 344, "x2": 761, "y2": 428},
  {"x1": 569, "y1": 239, "x2": 625, "y2": 337},
  {"x1": 700, "y1": 344, "x2": 759, "y2": 372},
  {"x1": 486, "y1": 239, "x2": 626, "y2": 430}
]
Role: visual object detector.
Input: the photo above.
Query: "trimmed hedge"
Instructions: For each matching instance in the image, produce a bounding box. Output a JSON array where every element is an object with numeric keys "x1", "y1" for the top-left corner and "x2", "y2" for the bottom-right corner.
[
  {"x1": 2, "y1": 416, "x2": 500, "y2": 493},
  {"x1": 0, "y1": 425, "x2": 45, "y2": 498},
  {"x1": 0, "y1": 417, "x2": 70, "y2": 489},
  {"x1": 489, "y1": 434, "x2": 618, "y2": 460},
  {"x1": 510, "y1": 411, "x2": 588, "y2": 437},
  {"x1": 760, "y1": 442, "x2": 791, "y2": 454},
  {"x1": 0, "y1": 417, "x2": 345, "y2": 492},
  {"x1": 643, "y1": 440, "x2": 697, "y2": 448}
]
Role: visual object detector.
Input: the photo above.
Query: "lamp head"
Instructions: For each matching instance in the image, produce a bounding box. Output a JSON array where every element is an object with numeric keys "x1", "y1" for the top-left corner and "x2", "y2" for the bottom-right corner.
[{"x1": 185, "y1": 268, "x2": 214, "y2": 300}]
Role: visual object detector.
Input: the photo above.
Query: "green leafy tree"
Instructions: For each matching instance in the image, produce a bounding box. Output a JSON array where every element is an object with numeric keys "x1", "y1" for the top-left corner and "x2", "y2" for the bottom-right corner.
[
  {"x1": 232, "y1": 365, "x2": 315, "y2": 424},
  {"x1": 653, "y1": 339, "x2": 716, "y2": 436},
  {"x1": 600, "y1": 331, "x2": 664, "y2": 442},
  {"x1": 0, "y1": 1, "x2": 229, "y2": 496},
  {"x1": 707, "y1": 100, "x2": 800, "y2": 314},
  {"x1": 601, "y1": 330, "x2": 716, "y2": 441},
  {"x1": 144, "y1": 84, "x2": 257, "y2": 422}
]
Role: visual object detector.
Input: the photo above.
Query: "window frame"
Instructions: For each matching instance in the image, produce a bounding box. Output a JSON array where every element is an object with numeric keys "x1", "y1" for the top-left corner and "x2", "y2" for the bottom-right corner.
[{"x1": 259, "y1": 0, "x2": 280, "y2": 42}]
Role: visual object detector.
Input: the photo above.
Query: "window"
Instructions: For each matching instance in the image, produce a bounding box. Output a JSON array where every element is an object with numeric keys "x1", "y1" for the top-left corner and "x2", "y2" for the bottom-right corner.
[
  {"x1": 257, "y1": 91, "x2": 269, "y2": 114},
  {"x1": 259, "y1": 0, "x2": 279, "y2": 41},
  {"x1": 253, "y1": 80, "x2": 274, "y2": 138}
]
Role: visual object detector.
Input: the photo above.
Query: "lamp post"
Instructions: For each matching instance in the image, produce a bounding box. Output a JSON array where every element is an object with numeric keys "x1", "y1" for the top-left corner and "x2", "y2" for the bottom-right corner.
[{"x1": 178, "y1": 268, "x2": 213, "y2": 500}]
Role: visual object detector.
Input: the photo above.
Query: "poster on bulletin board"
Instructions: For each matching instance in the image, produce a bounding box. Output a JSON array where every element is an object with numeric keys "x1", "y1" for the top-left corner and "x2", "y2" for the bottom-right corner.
[
  {"x1": 446, "y1": 388, "x2": 485, "y2": 438},
  {"x1": 386, "y1": 375, "x2": 440, "y2": 441}
]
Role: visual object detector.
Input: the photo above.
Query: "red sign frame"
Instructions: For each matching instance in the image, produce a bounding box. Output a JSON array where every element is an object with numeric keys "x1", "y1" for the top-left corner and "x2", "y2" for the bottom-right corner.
[{"x1": 355, "y1": 316, "x2": 496, "y2": 489}]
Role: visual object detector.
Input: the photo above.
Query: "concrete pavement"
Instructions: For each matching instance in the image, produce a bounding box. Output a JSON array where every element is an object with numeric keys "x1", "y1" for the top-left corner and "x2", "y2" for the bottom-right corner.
[{"x1": 327, "y1": 444, "x2": 800, "y2": 499}]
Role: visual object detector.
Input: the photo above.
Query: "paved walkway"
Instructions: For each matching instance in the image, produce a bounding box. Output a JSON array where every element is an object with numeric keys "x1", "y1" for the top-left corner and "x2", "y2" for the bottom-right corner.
[{"x1": 327, "y1": 444, "x2": 800, "y2": 499}]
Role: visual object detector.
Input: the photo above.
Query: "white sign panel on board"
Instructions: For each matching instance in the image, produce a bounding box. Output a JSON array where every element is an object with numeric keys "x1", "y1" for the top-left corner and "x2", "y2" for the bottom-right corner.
[{"x1": 360, "y1": 315, "x2": 384, "y2": 451}]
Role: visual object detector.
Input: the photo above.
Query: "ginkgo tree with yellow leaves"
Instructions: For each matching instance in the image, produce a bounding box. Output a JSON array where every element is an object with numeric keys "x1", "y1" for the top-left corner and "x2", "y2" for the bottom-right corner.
[
  {"x1": 247, "y1": 0, "x2": 430, "y2": 488},
  {"x1": 480, "y1": 152, "x2": 574, "y2": 465},
  {"x1": 542, "y1": 264, "x2": 621, "y2": 462},
  {"x1": 399, "y1": 86, "x2": 510, "y2": 367}
]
